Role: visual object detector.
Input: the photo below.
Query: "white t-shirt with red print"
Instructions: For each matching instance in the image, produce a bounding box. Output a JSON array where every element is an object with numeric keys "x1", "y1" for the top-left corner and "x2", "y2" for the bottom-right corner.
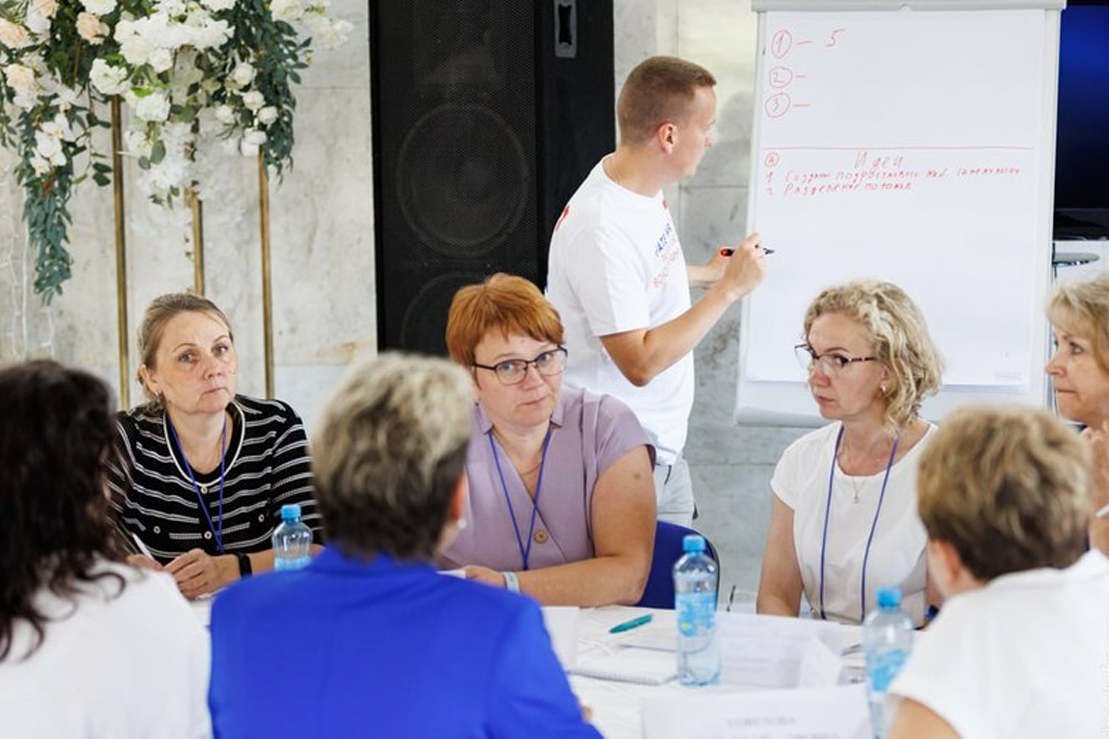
[{"x1": 546, "y1": 157, "x2": 693, "y2": 466}]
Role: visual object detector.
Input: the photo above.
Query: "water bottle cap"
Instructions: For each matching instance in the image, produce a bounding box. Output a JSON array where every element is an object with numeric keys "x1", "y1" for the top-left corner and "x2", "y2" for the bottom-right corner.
[
  {"x1": 877, "y1": 586, "x2": 902, "y2": 608},
  {"x1": 682, "y1": 534, "x2": 705, "y2": 553},
  {"x1": 280, "y1": 503, "x2": 302, "y2": 522}
]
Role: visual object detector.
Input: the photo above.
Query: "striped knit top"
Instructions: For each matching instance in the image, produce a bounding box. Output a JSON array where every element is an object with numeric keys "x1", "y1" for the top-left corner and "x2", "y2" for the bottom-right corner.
[{"x1": 107, "y1": 395, "x2": 321, "y2": 563}]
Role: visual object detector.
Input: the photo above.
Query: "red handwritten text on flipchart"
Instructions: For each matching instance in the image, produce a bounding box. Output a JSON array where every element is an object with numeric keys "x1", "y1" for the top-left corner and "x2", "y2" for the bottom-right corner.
[
  {"x1": 763, "y1": 26, "x2": 846, "y2": 120},
  {"x1": 759, "y1": 150, "x2": 1023, "y2": 199}
]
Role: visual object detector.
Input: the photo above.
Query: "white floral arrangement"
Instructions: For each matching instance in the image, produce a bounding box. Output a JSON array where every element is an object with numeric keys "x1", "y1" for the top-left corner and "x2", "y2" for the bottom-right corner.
[{"x1": 0, "y1": 0, "x2": 351, "y2": 300}]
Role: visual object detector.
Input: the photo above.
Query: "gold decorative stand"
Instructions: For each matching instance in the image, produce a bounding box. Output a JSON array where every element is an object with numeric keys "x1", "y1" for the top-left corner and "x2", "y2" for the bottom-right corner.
[{"x1": 111, "y1": 96, "x2": 129, "y2": 409}]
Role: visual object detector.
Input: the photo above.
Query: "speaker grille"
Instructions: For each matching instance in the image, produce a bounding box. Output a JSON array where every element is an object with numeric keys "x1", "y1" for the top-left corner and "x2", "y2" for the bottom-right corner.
[{"x1": 397, "y1": 104, "x2": 529, "y2": 257}]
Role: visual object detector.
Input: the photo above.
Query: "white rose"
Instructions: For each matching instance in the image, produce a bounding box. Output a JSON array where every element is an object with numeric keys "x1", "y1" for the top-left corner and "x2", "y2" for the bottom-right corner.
[
  {"x1": 30, "y1": 153, "x2": 51, "y2": 175},
  {"x1": 76, "y1": 12, "x2": 109, "y2": 44},
  {"x1": 231, "y1": 62, "x2": 255, "y2": 87},
  {"x1": 256, "y1": 106, "x2": 278, "y2": 126},
  {"x1": 81, "y1": 0, "x2": 117, "y2": 15},
  {"x1": 50, "y1": 84, "x2": 81, "y2": 109},
  {"x1": 34, "y1": 129, "x2": 66, "y2": 166},
  {"x1": 124, "y1": 129, "x2": 152, "y2": 157},
  {"x1": 32, "y1": 0, "x2": 59, "y2": 19},
  {"x1": 213, "y1": 104, "x2": 235, "y2": 124},
  {"x1": 120, "y1": 34, "x2": 153, "y2": 65},
  {"x1": 44, "y1": 113, "x2": 75, "y2": 142},
  {"x1": 239, "y1": 137, "x2": 259, "y2": 157},
  {"x1": 241, "y1": 90, "x2": 265, "y2": 111},
  {"x1": 271, "y1": 0, "x2": 303, "y2": 22},
  {"x1": 4, "y1": 63, "x2": 36, "y2": 95},
  {"x1": 0, "y1": 19, "x2": 31, "y2": 49},
  {"x1": 156, "y1": 0, "x2": 186, "y2": 15},
  {"x1": 148, "y1": 47, "x2": 173, "y2": 72},
  {"x1": 24, "y1": 7, "x2": 51, "y2": 34},
  {"x1": 134, "y1": 91, "x2": 171, "y2": 122},
  {"x1": 114, "y1": 17, "x2": 136, "y2": 42},
  {"x1": 89, "y1": 58, "x2": 130, "y2": 95},
  {"x1": 202, "y1": 0, "x2": 234, "y2": 11},
  {"x1": 190, "y1": 17, "x2": 230, "y2": 50},
  {"x1": 243, "y1": 128, "x2": 267, "y2": 146},
  {"x1": 136, "y1": 12, "x2": 185, "y2": 49}
]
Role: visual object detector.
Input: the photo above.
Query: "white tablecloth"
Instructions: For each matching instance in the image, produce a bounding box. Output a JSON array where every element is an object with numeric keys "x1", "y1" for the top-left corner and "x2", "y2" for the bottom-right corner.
[{"x1": 569, "y1": 606, "x2": 863, "y2": 739}]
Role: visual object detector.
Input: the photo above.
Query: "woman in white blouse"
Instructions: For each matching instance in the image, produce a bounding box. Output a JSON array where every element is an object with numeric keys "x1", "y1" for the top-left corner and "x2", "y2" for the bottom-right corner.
[
  {"x1": 756, "y1": 280, "x2": 943, "y2": 625},
  {"x1": 0, "y1": 361, "x2": 210, "y2": 739}
]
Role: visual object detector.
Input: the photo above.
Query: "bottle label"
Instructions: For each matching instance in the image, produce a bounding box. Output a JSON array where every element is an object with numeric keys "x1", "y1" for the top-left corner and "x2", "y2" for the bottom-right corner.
[
  {"x1": 867, "y1": 648, "x2": 908, "y2": 692},
  {"x1": 274, "y1": 556, "x2": 311, "y2": 572},
  {"x1": 676, "y1": 591, "x2": 717, "y2": 637}
]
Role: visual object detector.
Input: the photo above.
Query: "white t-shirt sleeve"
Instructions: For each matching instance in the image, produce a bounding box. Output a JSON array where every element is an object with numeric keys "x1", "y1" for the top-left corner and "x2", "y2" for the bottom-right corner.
[
  {"x1": 888, "y1": 606, "x2": 991, "y2": 739},
  {"x1": 562, "y1": 224, "x2": 651, "y2": 337},
  {"x1": 770, "y1": 437, "x2": 805, "y2": 510}
]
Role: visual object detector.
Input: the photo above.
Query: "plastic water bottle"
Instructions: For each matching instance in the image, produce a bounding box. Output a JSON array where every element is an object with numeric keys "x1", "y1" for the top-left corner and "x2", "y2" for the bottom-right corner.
[
  {"x1": 272, "y1": 503, "x2": 312, "y2": 571},
  {"x1": 862, "y1": 586, "x2": 914, "y2": 738},
  {"x1": 673, "y1": 534, "x2": 720, "y2": 686}
]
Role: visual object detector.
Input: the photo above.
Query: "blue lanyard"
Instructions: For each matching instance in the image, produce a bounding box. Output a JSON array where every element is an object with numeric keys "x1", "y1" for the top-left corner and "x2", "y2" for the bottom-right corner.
[
  {"x1": 167, "y1": 414, "x2": 228, "y2": 555},
  {"x1": 818, "y1": 424, "x2": 900, "y2": 623},
  {"x1": 488, "y1": 426, "x2": 553, "y2": 571}
]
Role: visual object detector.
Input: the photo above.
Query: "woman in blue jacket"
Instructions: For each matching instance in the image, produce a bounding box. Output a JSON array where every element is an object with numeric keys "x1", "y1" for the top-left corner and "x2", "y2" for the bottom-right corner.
[{"x1": 208, "y1": 353, "x2": 600, "y2": 739}]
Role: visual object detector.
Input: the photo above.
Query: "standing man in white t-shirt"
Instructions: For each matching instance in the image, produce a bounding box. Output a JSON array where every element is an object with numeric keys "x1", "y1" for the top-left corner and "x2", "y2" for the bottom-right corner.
[{"x1": 546, "y1": 56, "x2": 767, "y2": 526}]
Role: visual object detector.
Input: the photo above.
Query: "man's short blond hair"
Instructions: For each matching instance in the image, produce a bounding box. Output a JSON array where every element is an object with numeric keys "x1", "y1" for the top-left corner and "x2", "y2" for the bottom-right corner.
[
  {"x1": 1048, "y1": 272, "x2": 1109, "y2": 374},
  {"x1": 917, "y1": 405, "x2": 1090, "y2": 581},
  {"x1": 617, "y1": 56, "x2": 716, "y2": 146}
]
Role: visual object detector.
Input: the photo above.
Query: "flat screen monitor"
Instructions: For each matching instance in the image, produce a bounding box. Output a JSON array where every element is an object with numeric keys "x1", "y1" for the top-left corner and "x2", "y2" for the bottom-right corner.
[{"x1": 1055, "y1": 1, "x2": 1109, "y2": 239}]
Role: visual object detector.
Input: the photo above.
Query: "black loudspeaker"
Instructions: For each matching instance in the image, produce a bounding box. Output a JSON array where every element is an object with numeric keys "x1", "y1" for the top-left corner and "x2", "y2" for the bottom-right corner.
[{"x1": 370, "y1": 0, "x2": 615, "y2": 355}]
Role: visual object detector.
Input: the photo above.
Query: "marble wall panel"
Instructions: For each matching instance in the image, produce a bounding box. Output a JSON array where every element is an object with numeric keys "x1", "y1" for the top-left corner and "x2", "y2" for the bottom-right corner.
[{"x1": 0, "y1": 0, "x2": 373, "y2": 425}]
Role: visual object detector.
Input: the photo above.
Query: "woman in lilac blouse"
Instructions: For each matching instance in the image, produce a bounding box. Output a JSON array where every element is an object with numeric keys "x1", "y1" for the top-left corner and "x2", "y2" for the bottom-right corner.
[{"x1": 440, "y1": 273, "x2": 656, "y2": 606}]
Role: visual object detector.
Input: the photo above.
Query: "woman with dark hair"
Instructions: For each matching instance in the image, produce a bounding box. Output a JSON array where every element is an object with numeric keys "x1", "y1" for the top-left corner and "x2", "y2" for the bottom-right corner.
[
  {"x1": 108, "y1": 292, "x2": 321, "y2": 599},
  {"x1": 0, "y1": 361, "x2": 210, "y2": 738}
]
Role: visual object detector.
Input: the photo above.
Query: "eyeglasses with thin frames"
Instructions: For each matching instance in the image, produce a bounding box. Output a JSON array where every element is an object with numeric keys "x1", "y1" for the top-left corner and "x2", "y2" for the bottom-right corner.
[
  {"x1": 794, "y1": 343, "x2": 877, "y2": 377},
  {"x1": 473, "y1": 347, "x2": 568, "y2": 386}
]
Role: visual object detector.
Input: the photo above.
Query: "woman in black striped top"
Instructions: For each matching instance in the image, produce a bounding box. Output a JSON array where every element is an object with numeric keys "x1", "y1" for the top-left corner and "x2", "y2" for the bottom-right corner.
[{"x1": 108, "y1": 293, "x2": 321, "y2": 598}]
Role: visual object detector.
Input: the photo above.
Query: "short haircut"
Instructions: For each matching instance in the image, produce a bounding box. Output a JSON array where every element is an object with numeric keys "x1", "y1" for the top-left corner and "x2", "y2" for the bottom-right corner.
[
  {"x1": 803, "y1": 280, "x2": 943, "y2": 430},
  {"x1": 0, "y1": 360, "x2": 126, "y2": 660},
  {"x1": 1048, "y1": 272, "x2": 1109, "y2": 374},
  {"x1": 917, "y1": 405, "x2": 1090, "y2": 581},
  {"x1": 445, "y1": 273, "x2": 564, "y2": 367},
  {"x1": 311, "y1": 353, "x2": 472, "y2": 560},
  {"x1": 136, "y1": 292, "x2": 234, "y2": 405},
  {"x1": 617, "y1": 55, "x2": 717, "y2": 146}
]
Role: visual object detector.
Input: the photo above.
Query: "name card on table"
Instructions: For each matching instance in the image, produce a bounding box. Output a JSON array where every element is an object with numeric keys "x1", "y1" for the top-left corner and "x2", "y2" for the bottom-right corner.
[
  {"x1": 716, "y1": 613, "x2": 858, "y2": 689},
  {"x1": 641, "y1": 684, "x2": 872, "y2": 739}
]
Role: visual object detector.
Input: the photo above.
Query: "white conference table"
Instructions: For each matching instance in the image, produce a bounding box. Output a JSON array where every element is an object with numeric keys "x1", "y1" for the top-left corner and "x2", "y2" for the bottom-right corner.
[
  {"x1": 560, "y1": 606, "x2": 864, "y2": 739},
  {"x1": 191, "y1": 598, "x2": 860, "y2": 739}
]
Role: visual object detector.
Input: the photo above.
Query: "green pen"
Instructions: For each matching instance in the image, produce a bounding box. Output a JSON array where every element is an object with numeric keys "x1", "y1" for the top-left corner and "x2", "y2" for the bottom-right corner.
[{"x1": 608, "y1": 613, "x2": 653, "y2": 634}]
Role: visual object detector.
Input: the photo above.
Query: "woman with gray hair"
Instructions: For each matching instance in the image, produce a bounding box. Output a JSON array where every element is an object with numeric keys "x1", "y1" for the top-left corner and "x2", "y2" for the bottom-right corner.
[
  {"x1": 757, "y1": 280, "x2": 943, "y2": 625},
  {"x1": 107, "y1": 292, "x2": 319, "y2": 599},
  {"x1": 208, "y1": 353, "x2": 601, "y2": 739},
  {"x1": 1046, "y1": 273, "x2": 1109, "y2": 555}
]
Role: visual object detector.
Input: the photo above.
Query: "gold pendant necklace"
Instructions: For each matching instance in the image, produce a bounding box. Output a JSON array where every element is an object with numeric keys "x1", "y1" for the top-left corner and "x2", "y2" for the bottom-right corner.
[{"x1": 841, "y1": 469, "x2": 867, "y2": 504}]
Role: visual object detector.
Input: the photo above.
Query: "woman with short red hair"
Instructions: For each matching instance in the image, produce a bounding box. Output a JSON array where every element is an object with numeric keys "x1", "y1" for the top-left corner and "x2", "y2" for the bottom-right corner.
[{"x1": 441, "y1": 273, "x2": 656, "y2": 606}]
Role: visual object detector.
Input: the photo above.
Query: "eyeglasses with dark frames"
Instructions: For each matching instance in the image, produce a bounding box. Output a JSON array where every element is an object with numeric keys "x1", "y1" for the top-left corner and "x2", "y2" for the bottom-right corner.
[
  {"x1": 473, "y1": 347, "x2": 568, "y2": 386},
  {"x1": 794, "y1": 343, "x2": 878, "y2": 376}
]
